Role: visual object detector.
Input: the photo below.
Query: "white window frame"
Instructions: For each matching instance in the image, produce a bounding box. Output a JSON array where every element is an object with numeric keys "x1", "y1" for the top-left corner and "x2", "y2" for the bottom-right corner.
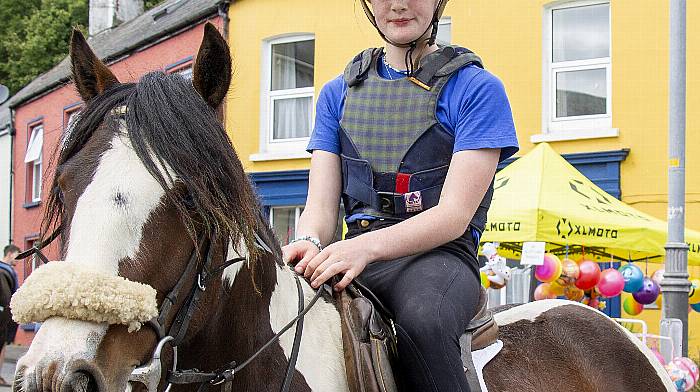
[
  {"x1": 534, "y1": 0, "x2": 617, "y2": 143},
  {"x1": 25, "y1": 125, "x2": 43, "y2": 203},
  {"x1": 254, "y1": 34, "x2": 315, "y2": 161}
]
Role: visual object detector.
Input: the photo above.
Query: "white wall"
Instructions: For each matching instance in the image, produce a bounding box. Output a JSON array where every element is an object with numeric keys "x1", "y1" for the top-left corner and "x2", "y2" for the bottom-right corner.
[{"x1": 0, "y1": 131, "x2": 10, "y2": 246}]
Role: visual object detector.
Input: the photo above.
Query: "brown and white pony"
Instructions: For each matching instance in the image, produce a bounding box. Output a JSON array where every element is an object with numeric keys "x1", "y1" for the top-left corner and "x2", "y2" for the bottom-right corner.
[{"x1": 12, "y1": 25, "x2": 675, "y2": 392}]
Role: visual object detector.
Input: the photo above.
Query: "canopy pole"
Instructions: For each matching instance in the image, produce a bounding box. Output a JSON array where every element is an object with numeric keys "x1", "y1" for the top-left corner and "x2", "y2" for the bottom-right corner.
[{"x1": 662, "y1": 0, "x2": 690, "y2": 357}]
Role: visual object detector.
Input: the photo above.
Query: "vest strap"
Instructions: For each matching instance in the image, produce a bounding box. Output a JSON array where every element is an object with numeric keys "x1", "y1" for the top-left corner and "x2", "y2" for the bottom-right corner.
[
  {"x1": 344, "y1": 48, "x2": 379, "y2": 87},
  {"x1": 411, "y1": 46, "x2": 458, "y2": 88}
]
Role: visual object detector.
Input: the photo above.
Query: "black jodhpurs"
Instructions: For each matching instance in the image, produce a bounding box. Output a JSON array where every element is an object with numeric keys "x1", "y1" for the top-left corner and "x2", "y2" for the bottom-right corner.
[{"x1": 347, "y1": 220, "x2": 482, "y2": 392}]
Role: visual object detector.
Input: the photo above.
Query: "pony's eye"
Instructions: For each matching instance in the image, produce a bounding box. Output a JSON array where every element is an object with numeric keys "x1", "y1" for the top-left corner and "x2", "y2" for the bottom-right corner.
[
  {"x1": 182, "y1": 192, "x2": 196, "y2": 210},
  {"x1": 55, "y1": 187, "x2": 65, "y2": 203}
]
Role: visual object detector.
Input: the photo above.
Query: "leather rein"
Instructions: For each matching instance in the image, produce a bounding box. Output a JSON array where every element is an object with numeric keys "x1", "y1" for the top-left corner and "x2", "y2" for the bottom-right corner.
[{"x1": 17, "y1": 227, "x2": 329, "y2": 392}]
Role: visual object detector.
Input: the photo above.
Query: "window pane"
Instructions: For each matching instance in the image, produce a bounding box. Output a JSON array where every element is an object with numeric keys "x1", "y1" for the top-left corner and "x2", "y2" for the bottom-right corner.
[
  {"x1": 177, "y1": 67, "x2": 193, "y2": 80},
  {"x1": 32, "y1": 161, "x2": 41, "y2": 200},
  {"x1": 272, "y1": 207, "x2": 297, "y2": 245},
  {"x1": 24, "y1": 126, "x2": 43, "y2": 163},
  {"x1": 553, "y1": 4, "x2": 609, "y2": 62},
  {"x1": 273, "y1": 96, "x2": 312, "y2": 140},
  {"x1": 556, "y1": 68, "x2": 606, "y2": 117},
  {"x1": 271, "y1": 40, "x2": 315, "y2": 91}
]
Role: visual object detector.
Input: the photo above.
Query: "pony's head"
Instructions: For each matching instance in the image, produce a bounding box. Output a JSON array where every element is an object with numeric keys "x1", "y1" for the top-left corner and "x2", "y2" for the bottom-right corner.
[{"x1": 13, "y1": 24, "x2": 263, "y2": 392}]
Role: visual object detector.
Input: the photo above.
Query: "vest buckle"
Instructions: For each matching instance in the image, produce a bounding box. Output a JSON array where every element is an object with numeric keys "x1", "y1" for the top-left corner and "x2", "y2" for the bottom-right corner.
[{"x1": 377, "y1": 192, "x2": 395, "y2": 213}]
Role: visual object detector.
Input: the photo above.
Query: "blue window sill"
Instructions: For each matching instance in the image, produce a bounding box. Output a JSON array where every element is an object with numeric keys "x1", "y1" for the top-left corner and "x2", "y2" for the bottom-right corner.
[{"x1": 23, "y1": 201, "x2": 41, "y2": 209}]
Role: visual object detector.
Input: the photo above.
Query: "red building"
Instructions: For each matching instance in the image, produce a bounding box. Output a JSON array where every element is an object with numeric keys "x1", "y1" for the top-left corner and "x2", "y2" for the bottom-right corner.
[{"x1": 5, "y1": 0, "x2": 229, "y2": 345}]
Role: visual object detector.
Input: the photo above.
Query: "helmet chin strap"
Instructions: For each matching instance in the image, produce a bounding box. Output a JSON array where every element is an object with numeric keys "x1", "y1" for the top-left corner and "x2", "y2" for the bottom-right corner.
[{"x1": 360, "y1": 0, "x2": 448, "y2": 74}]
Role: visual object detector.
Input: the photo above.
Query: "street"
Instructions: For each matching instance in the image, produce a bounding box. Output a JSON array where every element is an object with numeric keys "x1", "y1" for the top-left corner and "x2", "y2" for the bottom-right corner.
[{"x1": 0, "y1": 345, "x2": 26, "y2": 392}]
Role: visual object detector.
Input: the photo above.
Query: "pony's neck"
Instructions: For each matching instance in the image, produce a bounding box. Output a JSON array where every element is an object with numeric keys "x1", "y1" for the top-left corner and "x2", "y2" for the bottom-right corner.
[{"x1": 177, "y1": 240, "x2": 301, "y2": 389}]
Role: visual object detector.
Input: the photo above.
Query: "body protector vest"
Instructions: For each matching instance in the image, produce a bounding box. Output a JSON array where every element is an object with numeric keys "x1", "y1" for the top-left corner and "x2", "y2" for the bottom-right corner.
[{"x1": 339, "y1": 46, "x2": 494, "y2": 236}]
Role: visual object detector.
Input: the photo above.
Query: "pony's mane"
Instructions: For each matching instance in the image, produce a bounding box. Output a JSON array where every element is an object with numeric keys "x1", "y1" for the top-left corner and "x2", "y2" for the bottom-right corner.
[{"x1": 44, "y1": 71, "x2": 275, "y2": 263}]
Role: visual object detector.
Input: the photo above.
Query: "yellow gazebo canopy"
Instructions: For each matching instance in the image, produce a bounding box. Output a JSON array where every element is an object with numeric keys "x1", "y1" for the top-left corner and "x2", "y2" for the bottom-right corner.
[{"x1": 481, "y1": 143, "x2": 700, "y2": 265}]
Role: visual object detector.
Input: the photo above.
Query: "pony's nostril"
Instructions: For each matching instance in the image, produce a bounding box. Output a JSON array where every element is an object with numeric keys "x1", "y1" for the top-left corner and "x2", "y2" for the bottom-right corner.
[{"x1": 64, "y1": 370, "x2": 100, "y2": 392}]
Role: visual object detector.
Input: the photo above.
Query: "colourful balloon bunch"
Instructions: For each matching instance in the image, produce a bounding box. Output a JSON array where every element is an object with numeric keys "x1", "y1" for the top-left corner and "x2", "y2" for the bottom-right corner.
[
  {"x1": 621, "y1": 268, "x2": 700, "y2": 316},
  {"x1": 532, "y1": 255, "x2": 670, "y2": 313}
]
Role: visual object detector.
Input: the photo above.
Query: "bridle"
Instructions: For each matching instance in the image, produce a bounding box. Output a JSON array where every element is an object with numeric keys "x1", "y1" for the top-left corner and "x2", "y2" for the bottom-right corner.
[{"x1": 18, "y1": 225, "x2": 329, "y2": 392}]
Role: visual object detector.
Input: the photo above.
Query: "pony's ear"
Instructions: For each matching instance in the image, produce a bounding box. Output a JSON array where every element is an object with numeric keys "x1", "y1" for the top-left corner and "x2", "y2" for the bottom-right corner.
[
  {"x1": 70, "y1": 29, "x2": 119, "y2": 101},
  {"x1": 192, "y1": 23, "x2": 231, "y2": 108}
]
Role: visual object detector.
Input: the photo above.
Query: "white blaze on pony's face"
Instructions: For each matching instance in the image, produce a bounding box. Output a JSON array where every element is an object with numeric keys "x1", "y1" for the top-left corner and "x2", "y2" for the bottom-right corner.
[
  {"x1": 15, "y1": 129, "x2": 169, "y2": 390},
  {"x1": 65, "y1": 132, "x2": 166, "y2": 274}
]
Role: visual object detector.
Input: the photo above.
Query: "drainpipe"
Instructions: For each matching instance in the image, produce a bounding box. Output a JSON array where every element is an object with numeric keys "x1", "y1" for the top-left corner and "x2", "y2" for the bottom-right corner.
[
  {"x1": 218, "y1": 0, "x2": 231, "y2": 41},
  {"x1": 8, "y1": 108, "x2": 15, "y2": 246},
  {"x1": 217, "y1": 0, "x2": 231, "y2": 124}
]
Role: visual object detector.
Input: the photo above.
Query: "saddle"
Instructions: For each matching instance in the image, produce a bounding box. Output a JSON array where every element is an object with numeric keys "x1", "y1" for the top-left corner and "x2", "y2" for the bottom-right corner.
[{"x1": 336, "y1": 284, "x2": 498, "y2": 392}]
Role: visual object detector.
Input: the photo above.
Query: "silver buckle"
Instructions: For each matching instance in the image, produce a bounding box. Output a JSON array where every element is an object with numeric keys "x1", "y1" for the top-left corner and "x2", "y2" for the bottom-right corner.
[{"x1": 128, "y1": 336, "x2": 178, "y2": 392}]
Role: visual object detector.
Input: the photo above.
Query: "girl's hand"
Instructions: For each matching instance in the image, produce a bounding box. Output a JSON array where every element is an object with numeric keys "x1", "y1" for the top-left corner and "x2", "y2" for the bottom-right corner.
[
  {"x1": 282, "y1": 240, "x2": 321, "y2": 270},
  {"x1": 299, "y1": 238, "x2": 374, "y2": 292}
]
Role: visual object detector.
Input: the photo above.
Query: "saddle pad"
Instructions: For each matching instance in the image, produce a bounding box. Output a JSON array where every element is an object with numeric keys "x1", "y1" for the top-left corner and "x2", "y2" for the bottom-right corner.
[{"x1": 469, "y1": 339, "x2": 503, "y2": 392}]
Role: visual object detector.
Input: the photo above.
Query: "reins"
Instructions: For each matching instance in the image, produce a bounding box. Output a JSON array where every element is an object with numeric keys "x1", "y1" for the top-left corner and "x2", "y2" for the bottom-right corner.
[
  {"x1": 18, "y1": 226, "x2": 328, "y2": 392},
  {"x1": 137, "y1": 228, "x2": 329, "y2": 392}
]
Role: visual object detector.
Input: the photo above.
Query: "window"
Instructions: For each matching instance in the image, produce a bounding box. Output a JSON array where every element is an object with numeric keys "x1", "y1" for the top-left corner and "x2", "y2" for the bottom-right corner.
[
  {"x1": 165, "y1": 56, "x2": 194, "y2": 80},
  {"x1": 62, "y1": 108, "x2": 81, "y2": 148},
  {"x1": 23, "y1": 238, "x2": 40, "y2": 278},
  {"x1": 258, "y1": 35, "x2": 315, "y2": 158},
  {"x1": 541, "y1": 1, "x2": 614, "y2": 140},
  {"x1": 271, "y1": 206, "x2": 304, "y2": 246},
  {"x1": 269, "y1": 205, "x2": 344, "y2": 246},
  {"x1": 436, "y1": 17, "x2": 452, "y2": 46},
  {"x1": 177, "y1": 67, "x2": 193, "y2": 80},
  {"x1": 24, "y1": 125, "x2": 43, "y2": 203}
]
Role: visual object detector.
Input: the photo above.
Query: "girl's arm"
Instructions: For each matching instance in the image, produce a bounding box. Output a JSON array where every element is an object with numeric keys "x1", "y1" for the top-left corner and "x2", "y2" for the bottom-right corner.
[{"x1": 300, "y1": 148, "x2": 500, "y2": 291}]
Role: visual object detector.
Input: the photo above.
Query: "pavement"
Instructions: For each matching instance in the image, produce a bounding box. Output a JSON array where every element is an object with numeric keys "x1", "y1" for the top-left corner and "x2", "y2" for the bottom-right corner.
[{"x1": 0, "y1": 345, "x2": 28, "y2": 392}]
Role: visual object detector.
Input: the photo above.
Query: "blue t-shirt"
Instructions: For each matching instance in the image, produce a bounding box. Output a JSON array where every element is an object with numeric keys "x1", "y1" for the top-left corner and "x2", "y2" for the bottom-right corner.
[{"x1": 307, "y1": 54, "x2": 519, "y2": 162}]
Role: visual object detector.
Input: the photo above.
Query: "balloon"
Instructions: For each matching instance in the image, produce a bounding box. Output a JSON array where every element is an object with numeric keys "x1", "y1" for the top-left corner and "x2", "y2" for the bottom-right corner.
[
  {"x1": 619, "y1": 263, "x2": 645, "y2": 293},
  {"x1": 623, "y1": 296, "x2": 644, "y2": 315},
  {"x1": 480, "y1": 271, "x2": 491, "y2": 289},
  {"x1": 535, "y1": 254, "x2": 562, "y2": 283},
  {"x1": 633, "y1": 277, "x2": 660, "y2": 305},
  {"x1": 675, "y1": 357, "x2": 700, "y2": 383},
  {"x1": 598, "y1": 268, "x2": 625, "y2": 298},
  {"x1": 652, "y1": 268, "x2": 665, "y2": 286},
  {"x1": 564, "y1": 286, "x2": 585, "y2": 301},
  {"x1": 665, "y1": 362, "x2": 690, "y2": 391},
  {"x1": 534, "y1": 283, "x2": 557, "y2": 300},
  {"x1": 689, "y1": 279, "x2": 700, "y2": 305},
  {"x1": 691, "y1": 303, "x2": 700, "y2": 312},
  {"x1": 651, "y1": 349, "x2": 666, "y2": 366},
  {"x1": 549, "y1": 279, "x2": 567, "y2": 296},
  {"x1": 575, "y1": 261, "x2": 601, "y2": 290},
  {"x1": 672, "y1": 358, "x2": 697, "y2": 391},
  {"x1": 561, "y1": 258, "x2": 580, "y2": 280},
  {"x1": 656, "y1": 293, "x2": 663, "y2": 308}
]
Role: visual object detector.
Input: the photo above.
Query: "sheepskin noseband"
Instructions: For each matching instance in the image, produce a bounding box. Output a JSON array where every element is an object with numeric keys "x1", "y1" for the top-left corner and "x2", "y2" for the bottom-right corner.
[{"x1": 11, "y1": 261, "x2": 158, "y2": 332}]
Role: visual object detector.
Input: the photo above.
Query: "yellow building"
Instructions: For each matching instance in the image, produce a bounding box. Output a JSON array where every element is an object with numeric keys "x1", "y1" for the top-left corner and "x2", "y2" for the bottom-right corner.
[{"x1": 224, "y1": 1, "x2": 700, "y2": 352}]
